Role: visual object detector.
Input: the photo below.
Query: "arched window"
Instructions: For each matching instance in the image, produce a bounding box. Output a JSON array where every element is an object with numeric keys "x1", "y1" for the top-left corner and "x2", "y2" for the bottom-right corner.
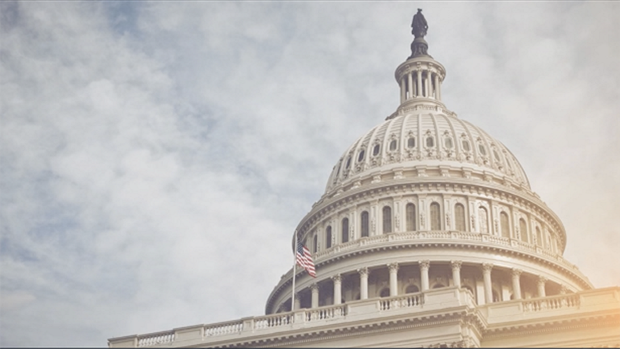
[
  {"x1": 500, "y1": 212, "x2": 510, "y2": 238},
  {"x1": 407, "y1": 137, "x2": 416, "y2": 148},
  {"x1": 478, "y1": 144, "x2": 487, "y2": 156},
  {"x1": 405, "y1": 285, "x2": 420, "y2": 293},
  {"x1": 478, "y1": 206, "x2": 489, "y2": 234},
  {"x1": 444, "y1": 137, "x2": 453, "y2": 149},
  {"x1": 383, "y1": 206, "x2": 392, "y2": 233},
  {"x1": 372, "y1": 144, "x2": 381, "y2": 156},
  {"x1": 455, "y1": 204, "x2": 466, "y2": 231},
  {"x1": 313, "y1": 234, "x2": 318, "y2": 253},
  {"x1": 357, "y1": 149, "x2": 365, "y2": 162},
  {"x1": 430, "y1": 202, "x2": 441, "y2": 230},
  {"x1": 342, "y1": 218, "x2": 349, "y2": 243},
  {"x1": 345, "y1": 156, "x2": 351, "y2": 169},
  {"x1": 462, "y1": 139, "x2": 471, "y2": 151},
  {"x1": 426, "y1": 136, "x2": 435, "y2": 147},
  {"x1": 389, "y1": 140, "x2": 397, "y2": 151},
  {"x1": 406, "y1": 203, "x2": 416, "y2": 231},
  {"x1": 361, "y1": 211, "x2": 369, "y2": 237},
  {"x1": 519, "y1": 218, "x2": 528, "y2": 243},
  {"x1": 326, "y1": 226, "x2": 332, "y2": 248},
  {"x1": 536, "y1": 226, "x2": 542, "y2": 247}
]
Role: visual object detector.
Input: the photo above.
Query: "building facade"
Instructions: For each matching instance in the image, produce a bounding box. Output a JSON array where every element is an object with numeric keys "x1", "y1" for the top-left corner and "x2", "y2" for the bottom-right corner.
[{"x1": 108, "y1": 11, "x2": 620, "y2": 348}]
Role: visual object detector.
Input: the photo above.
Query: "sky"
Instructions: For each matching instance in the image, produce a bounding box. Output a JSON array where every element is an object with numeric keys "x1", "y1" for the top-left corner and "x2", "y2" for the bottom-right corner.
[{"x1": 1, "y1": 1, "x2": 619, "y2": 347}]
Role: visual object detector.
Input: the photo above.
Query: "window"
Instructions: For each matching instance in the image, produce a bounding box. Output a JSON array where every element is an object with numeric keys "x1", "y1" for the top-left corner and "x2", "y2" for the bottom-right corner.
[
  {"x1": 405, "y1": 285, "x2": 420, "y2": 293},
  {"x1": 478, "y1": 144, "x2": 487, "y2": 155},
  {"x1": 462, "y1": 140, "x2": 471, "y2": 151},
  {"x1": 493, "y1": 149, "x2": 501, "y2": 162},
  {"x1": 357, "y1": 150, "x2": 365, "y2": 162},
  {"x1": 430, "y1": 203, "x2": 441, "y2": 230},
  {"x1": 326, "y1": 226, "x2": 332, "y2": 248},
  {"x1": 313, "y1": 234, "x2": 318, "y2": 253},
  {"x1": 372, "y1": 144, "x2": 381, "y2": 156},
  {"x1": 383, "y1": 206, "x2": 392, "y2": 233},
  {"x1": 444, "y1": 137, "x2": 453, "y2": 149},
  {"x1": 342, "y1": 218, "x2": 349, "y2": 243},
  {"x1": 345, "y1": 156, "x2": 351, "y2": 169},
  {"x1": 361, "y1": 211, "x2": 369, "y2": 237},
  {"x1": 389, "y1": 140, "x2": 397, "y2": 151},
  {"x1": 406, "y1": 203, "x2": 416, "y2": 231},
  {"x1": 455, "y1": 204, "x2": 466, "y2": 231},
  {"x1": 426, "y1": 136, "x2": 434, "y2": 147},
  {"x1": 407, "y1": 137, "x2": 416, "y2": 148},
  {"x1": 519, "y1": 218, "x2": 528, "y2": 243},
  {"x1": 478, "y1": 207, "x2": 488, "y2": 234},
  {"x1": 500, "y1": 212, "x2": 510, "y2": 238},
  {"x1": 536, "y1": 226, "x2": 542, "y2": 247}
]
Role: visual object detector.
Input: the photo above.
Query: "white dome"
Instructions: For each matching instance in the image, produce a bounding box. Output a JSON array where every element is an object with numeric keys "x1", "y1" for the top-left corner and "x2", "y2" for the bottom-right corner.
[{"x1": 325, "y1": 110, "x2": 530, "y2": 196}]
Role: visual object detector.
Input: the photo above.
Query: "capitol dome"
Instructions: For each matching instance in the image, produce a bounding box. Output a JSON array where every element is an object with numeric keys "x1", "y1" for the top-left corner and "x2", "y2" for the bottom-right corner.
[{"x1": 265, "y1": 18, "x2": 592, "y2": 316}]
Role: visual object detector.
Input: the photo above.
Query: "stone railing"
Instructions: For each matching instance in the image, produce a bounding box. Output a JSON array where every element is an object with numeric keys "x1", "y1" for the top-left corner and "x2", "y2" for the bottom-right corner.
[
  {"x1": 305, "y1": 304, "x2": 347, "y2": 321},
  {"x1": 522, "y1": 293, "x2": 580, "y2": 312},
  {"x1": 137, "y1": 331, "x2": 175, "y2": 347},
  {"x1": 378, "y1": 293, "x2": 423, "y2": 311},
  {"x1": 203, "y1": 319, "x2": 244, "y2": 337}
]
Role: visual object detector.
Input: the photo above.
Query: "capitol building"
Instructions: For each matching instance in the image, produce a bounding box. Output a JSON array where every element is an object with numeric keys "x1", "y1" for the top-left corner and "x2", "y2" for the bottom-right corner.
[{"x1": 109, "y1": 11, "x2": 620, "y2": 348}]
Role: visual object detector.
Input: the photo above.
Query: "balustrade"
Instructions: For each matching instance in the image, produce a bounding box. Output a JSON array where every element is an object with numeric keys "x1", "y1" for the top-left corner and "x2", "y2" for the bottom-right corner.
[
  {"x1": 522, "y1": 294, "x2": 580, "y2": 312},
  {"x1": 378, "y1": 293, "x2": 423, "y2": 311},
  {"x1": 305, "y1": 304, "x2": 347, "y2": 321},
  {"x1": 137, "y1": 331, "x2": 175, "y2": 347},
  {"x1": 253, "y1": 313, "x2": 292, "y2": 329},
  {"x1": 204, "y1": 320, "x2": 244, "y2": 337}
]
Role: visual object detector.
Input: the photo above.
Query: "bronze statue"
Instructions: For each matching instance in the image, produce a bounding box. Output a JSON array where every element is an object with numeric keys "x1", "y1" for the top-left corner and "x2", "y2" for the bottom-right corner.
[{"x1": 411, "y1": 8, "x2": 428, "y2": 38}]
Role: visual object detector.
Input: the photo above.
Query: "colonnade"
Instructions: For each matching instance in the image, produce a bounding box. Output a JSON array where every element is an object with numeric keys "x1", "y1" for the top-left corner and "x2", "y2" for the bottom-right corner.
[
  {"x1": 288, "y1": 261, "x2": 559, "y2": 311},
  {"x1": 400, "y1": 69, "x2": 442, "y2": 103}
]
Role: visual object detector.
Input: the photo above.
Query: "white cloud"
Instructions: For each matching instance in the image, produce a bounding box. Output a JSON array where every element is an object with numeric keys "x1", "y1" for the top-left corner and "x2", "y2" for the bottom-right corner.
[{"x1": 1, "y1": 1, "x2": 618, "y2": 346}]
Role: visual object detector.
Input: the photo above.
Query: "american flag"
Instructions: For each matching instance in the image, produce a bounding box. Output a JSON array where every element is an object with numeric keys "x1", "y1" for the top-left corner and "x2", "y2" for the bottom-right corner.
[{"x1": 296, "y1": 242, "x2": 316, "y2": 278}]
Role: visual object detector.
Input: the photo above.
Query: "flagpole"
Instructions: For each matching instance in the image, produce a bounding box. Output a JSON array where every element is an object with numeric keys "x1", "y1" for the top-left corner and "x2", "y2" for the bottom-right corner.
[{"x1": 291, "y1": 230, "x2": 297, "y2": 312}]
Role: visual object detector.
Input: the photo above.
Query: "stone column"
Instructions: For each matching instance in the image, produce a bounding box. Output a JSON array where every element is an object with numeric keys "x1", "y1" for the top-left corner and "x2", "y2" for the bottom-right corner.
[
  {"x1": 434, "y1": 73, "x2": 440, "y2": 99},
  {"x1": 537, "y1": 276, "x2": 547, "y2": 298},
  {"x1": 332, "y1": 275, "x2": 342, "y2": 305},
  {"x1": 311, "y1": 283, "x2": 319, "y2": 308},
  {"x1": 388, "y1": 263, "x2": 399, "y2": 297},
  {"x1": 451, "y1": 260, "x2": 462, "y2": 288},
  {"x1": 560, "y1": 284, "x2": 567, "y2": 295},
  {"x1": 420, "y1": 260, "x2": 430, "y2": 291},
  {"x1": 358, "y1": 267, "x2": 369, "y2": 300},
  {"x1": 408, "y1": 73, "x2": 414, "y2": 100},
  {"x1": 294, "y1": 293, "x2": 301, "y2": 310},
  {"x1": 416, "y1": 70, "x2": 422, "y2": 97},
  {"x1": 511, "y1": 268, "x2": 522, "y2": 300},
  {"x1": 400, "y1": 77, "x2": 406, "y2": 103},
  {"x1": 482, "y1": 263, "x2": 493, "y2": 304}
]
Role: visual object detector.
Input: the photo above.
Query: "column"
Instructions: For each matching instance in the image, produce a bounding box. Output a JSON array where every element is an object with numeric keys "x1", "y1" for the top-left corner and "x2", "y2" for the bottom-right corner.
[
  {"x1": 408, "y1": 72, "x2": 414, "y2": 100},
  {"x1": 425, "y1": 72, "x2": 430, "y2": 97},
  {"x1": 416, "y1": 70, "x2": 422, "y2": 97},
  {"x1": 400, "y1": 77, "x2": 406, "y2": 103},
  {"x1": 434, "y1": 73, "x2": 440, "y2": 100},
  {"x1": 388, "y1": 263, "x2": 399, "y2": 297},
  {"x1": 332, "y1": 275, "x2": 342, "y2": 305},
  {"x1": 294, "y1": 293, "x2": 301, "y2": 310},
  {"x1": 420, "y1": 260, "x2": 430, "y2": 291},
  {"x1": 358, "y1": 267, "x2": 369, "y2": 300},
  {"x1": 511, "y1": 268, "x2": 522, "y2": 300},
  {"x1": 482, "y1": 263, "x2": 493, "y2": 304},
  {"x1": 311, "y1": 283, "x2": 319, "y2": 308},
  {"x1": 537, "y1": 276, "x2": 547, "y2": 297},
  {"x1": 451, "y1": 260, "x2": 462, "y2": 288},
  {"x1": 560, "y1": 284, "x2": 567, "y2": 295}
]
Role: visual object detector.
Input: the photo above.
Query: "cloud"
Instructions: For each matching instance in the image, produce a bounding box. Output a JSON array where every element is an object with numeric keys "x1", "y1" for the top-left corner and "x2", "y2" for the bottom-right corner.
[{"x1": 1, "y1": 1, "x2": 618, "y2": 346}]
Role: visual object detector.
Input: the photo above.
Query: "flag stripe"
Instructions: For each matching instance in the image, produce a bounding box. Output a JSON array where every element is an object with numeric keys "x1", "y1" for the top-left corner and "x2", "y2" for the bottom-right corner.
[{"x1": 296, "y1": 242, "x2": 316, "y2": 278}]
